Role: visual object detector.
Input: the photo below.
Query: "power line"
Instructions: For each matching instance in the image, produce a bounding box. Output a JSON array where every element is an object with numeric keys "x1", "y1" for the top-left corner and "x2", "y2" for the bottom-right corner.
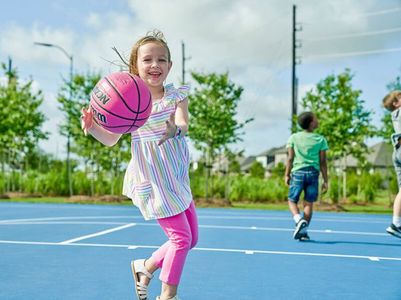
[
  {"x1": 352, "y1": 6, "x2": 401, "y2": 17},
  {"x1": 305, "y1": 26, "x2": 401, "y2": 42},
  {"x1": 306, "y1": 46, "x2": 401, "y2": 60},
  {"x1": 302, "y1": 6, "x2": 401, "y2": 25}
]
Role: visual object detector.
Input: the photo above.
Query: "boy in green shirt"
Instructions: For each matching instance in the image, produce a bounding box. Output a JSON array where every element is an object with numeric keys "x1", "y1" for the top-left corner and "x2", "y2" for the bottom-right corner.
[{"x1": 285, "y1": 112, "x2": 329, "y2": 241}]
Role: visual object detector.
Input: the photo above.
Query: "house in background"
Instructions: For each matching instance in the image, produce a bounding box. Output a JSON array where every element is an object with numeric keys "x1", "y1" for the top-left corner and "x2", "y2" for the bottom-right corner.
[
  {"x1": 332, "y1": 141, "x2": 393, "y2": 176},
  {"x1": 241, "y1": 146, "x2": 287, "y2": 177},
  {"x1": 239, "y1": 155, "x2": 256, "y2": 173},
  {"x1": 239, "y1": 141, "x2": 393, "y2": 178}
]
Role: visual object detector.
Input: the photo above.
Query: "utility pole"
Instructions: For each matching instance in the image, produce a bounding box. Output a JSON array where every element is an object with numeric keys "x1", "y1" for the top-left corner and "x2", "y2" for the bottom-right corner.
[
  {"x1": 181, "y1": 41, "x2": 191, "y2": 85},
  {"x1": 7, "y1": 57, "x2": 16, "y2": 86},
  {"x1": 291, "y1": 4, "x2": 302, "y2": 132},
  {"x1": 7, "y1": 57, "x2": 12, "y2": 82}
]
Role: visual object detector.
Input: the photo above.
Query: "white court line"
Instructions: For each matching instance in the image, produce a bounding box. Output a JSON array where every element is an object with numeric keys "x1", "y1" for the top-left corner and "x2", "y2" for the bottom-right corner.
[
  {"x1": 0, "y1": 221, "x2": 130, "y2": 225},
  {"x1": 59, "y1": 223, "x2": 137, "y2": 244},
  {"x1": 0, "y1": 216, "x2": 143, "y2": 223},
  {"x1": 0, "y1": 239, "x2": 400, "y2": 262},
  {"x1": 0, "y1": 221, "x2": 389, "y2": 237}
]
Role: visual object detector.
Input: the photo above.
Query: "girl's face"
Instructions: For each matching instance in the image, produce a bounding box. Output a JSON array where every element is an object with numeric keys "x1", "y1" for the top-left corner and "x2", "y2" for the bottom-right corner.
[{"x1": 136, "y1": 42, "x2": 172, "y2": 89}]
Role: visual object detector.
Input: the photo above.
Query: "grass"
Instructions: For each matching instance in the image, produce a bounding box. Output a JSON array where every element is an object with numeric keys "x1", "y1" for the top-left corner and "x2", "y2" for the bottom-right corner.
[
  {"x1": 0, "y1": 197, "x2": 70, "y2": 204},
  {"x1": 0, "y1": 197, "x2": 132, "y2": 206}
]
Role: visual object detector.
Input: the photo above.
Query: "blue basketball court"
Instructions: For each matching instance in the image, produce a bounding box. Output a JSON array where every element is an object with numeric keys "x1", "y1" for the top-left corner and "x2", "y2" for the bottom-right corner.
[{"x1": 0, "y1": 202, "x2": 400, "y2": 300}]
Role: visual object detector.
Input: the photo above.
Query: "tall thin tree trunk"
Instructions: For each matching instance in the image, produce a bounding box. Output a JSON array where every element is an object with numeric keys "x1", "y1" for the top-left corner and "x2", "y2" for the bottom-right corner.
[
  {"x1": 209, "y1": 149, "x2": 214, "y2": 201},
  {"x1": 342, "y1": 156, "x2": 347, "y2": 201},
  {"x1": 6, "y1": 149, "x2": 10, "y2": 192},
  {"x1": 224, "y1": 159, "x2": 230, "y2": 202},
  {"x1": 205, "y1": 155, "x2": 209, "y2": 202},
  {"x1": 1, "y1": 150, "x2": 5, "y2": 194}
]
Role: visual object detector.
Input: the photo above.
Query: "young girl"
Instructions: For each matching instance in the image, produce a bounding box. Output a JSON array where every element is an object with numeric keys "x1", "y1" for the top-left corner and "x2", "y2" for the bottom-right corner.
[{"x1": 81, "y1": 30, "x2": 198, "y2": 300}]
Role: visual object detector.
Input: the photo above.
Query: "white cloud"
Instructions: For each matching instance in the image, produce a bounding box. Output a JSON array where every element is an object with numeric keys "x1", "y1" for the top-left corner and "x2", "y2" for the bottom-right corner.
[
  {"x1": 1, "y1": 0, "x2": 400, "y2": 158},
  {"x1": 0, "y1": 23, "x2": 74, "y2": 66},
  {"x1": 86, "y1": 13, "x2": 101, "y2": 29}
]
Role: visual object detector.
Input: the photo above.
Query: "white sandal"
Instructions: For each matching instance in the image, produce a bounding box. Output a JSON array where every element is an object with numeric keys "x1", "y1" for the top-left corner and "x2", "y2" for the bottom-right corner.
[
  {"x1": 156, "y1": 296, "x2": 180, "y2": 300},
  {"x1": 131, "y1": 259, "x2": 154, "y2": 300}
]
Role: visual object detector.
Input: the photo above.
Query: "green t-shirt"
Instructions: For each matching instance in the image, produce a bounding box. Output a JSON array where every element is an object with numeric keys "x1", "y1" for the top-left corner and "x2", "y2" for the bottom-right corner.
[{"x1": 286, "y1": 131, "x2": 329, "y2": 172}]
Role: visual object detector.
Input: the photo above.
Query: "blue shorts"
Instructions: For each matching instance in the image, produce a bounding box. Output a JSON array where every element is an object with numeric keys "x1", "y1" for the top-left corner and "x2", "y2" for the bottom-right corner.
[{"x1": 288, "y1": 166, "x2": 320, "y2": 203}]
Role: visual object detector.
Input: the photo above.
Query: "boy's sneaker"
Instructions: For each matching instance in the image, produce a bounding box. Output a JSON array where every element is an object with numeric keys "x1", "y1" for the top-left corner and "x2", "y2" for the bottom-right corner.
[
  {"x1": 386, "y1": 223, "x2": 401, "y2": 239},
  {"x1": 299, "y1": 232, "x2": 310, "y2": 241},
  {"x1": 293, "y1": 219, "x2": 308, "y2": 240}
]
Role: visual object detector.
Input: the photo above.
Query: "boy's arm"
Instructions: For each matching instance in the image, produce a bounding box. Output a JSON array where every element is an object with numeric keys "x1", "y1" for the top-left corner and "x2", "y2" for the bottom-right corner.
[
  {"x1": 285, "y1": 147, "x2": 294, "y2": 186},
  {"x1": 319, "y1": 150, "x2": 328, "y2": 193}
]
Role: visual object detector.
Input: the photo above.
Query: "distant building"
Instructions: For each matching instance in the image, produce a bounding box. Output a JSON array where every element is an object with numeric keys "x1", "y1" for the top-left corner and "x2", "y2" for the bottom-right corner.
[
  {"x1": 239, "y1": 141, "x2": 393, "y2": 178},
  {"x1": 241, "y1": 146, "x2": 287, "y2": 177},
  {"x1": 239, "y1": 155, "x2": 256, "y2": 173},
  {"x1": 332, "y1": 141, "x2": 393, "y2": 175}
]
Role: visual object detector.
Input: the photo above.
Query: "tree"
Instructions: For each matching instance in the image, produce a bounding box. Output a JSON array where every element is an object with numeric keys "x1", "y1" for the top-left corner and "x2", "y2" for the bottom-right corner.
[
  {"x1": 249, "y1": 161, "x2": 265, "y2": 179},
  {"x1": 0, "y1": 61, "x2": 48, "y2": 192},
  {"x1": 57, "y1": 72, "x2": 131, "y2": 195},
  {"x1": 301, "y1": 69, "x2": 376, "y2": 200},
  {"x1": 188, "y1": 72, "x2": 253, "y2": 200}
]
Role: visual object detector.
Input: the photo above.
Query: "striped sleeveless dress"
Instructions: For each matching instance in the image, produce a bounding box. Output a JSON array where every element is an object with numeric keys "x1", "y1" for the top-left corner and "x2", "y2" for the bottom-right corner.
[{"x1": 122, "y1": 84, "x2": 193, "y2": 220}]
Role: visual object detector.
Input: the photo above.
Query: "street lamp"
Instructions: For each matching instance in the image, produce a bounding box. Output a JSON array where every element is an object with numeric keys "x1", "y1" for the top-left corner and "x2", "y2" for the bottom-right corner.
[{"x1": 34, "y1": 42, "x2": 74, "y2": 197}]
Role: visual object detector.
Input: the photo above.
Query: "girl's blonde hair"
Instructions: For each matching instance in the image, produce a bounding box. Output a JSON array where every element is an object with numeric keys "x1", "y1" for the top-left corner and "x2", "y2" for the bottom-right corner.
[
  {"x1": 129, "y1": 30, "x2": 171, "y2": 75},
  {"x1": 382, "y1": 90, "x2": 401, "y2": 111}
]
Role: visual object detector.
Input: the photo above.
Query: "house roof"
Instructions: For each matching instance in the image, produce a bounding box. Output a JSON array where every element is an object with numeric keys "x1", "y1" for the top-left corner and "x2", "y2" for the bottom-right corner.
[
  {"x1": 333, "y1": 141, "x2": 393, "y2": 168},
  {"x1": 257, "y1": 145, "x2": 287, "y2": 157},
  {"x1": 240, "y1": 155, "x2": 256, "y2": 171}
]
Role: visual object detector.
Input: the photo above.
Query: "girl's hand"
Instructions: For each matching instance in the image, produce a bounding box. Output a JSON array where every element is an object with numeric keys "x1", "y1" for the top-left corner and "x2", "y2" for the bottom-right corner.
[
  {"x1": 81, "y1": 107, "x2": 94, "y2": 136},
  {"x1": 158, "y1": 113, "x2": 176, "y2": 146}
]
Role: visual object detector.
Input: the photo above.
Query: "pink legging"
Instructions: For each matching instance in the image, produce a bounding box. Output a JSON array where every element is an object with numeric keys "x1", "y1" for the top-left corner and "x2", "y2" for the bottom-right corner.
[{"x1": 151, "y1": 201, "x2": 198, "y2": 285}]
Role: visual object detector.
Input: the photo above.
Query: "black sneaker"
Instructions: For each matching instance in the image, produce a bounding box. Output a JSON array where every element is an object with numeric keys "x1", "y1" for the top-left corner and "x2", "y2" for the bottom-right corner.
[
  {"x1": 293, "y1": 219, "x2": 308, "y2": 240},
  {"x1": 386, "y1": 223, "x2": 401, "y2": 239},
  {"x1": 299, "y1": 232, "x2": 310, "y2": 241}
]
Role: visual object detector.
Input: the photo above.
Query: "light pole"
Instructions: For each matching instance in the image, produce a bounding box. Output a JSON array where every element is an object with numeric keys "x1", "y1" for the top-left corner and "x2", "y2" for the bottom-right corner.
[{"x1": 34, "y1": 42, "x2": 74, "y2": 197}]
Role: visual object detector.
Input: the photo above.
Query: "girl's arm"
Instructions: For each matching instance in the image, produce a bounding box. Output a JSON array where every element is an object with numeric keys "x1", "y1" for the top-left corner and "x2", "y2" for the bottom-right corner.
[
  {"x1": 175, "y1": 98, "x2": 189, "y2": 135},
  {"x1": 158, "y1": 98, "x2": 189, "y2": 146},
  {"x1": 81, "y1": 107, "x2": 122, "y2": 147}
]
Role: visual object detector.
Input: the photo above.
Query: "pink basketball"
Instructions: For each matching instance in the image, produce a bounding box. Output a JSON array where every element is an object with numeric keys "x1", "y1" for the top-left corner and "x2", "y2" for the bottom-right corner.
[{"x1": 89, "y1": 72, "x2": 152, "y2": 134}]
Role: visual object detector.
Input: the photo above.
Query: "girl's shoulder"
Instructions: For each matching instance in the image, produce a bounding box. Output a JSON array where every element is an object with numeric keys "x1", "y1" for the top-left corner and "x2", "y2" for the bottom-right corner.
[{"x1": 164, "y1": 83, "x2": 190, "y2": 104}]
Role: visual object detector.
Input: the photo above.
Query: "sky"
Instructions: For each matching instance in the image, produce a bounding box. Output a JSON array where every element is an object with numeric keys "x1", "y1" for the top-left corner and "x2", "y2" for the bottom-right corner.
[{"x1": 1, "y1": 0, "x2": 401, "y2": 161}]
